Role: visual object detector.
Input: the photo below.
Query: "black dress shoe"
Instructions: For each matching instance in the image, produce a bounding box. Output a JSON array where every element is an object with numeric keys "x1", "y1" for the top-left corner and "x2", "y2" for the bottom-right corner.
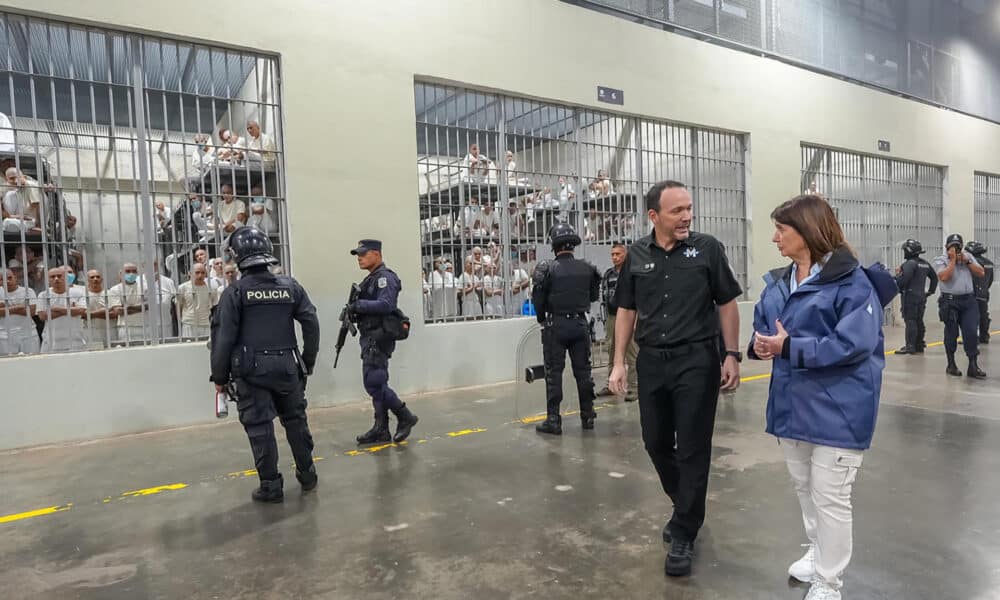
[
  {"x1": 664, "y1": 538, "x2": 694, "y2": 577},
  {"x1": 895, "y1": 346, "x2": 915, "y2": 355}
]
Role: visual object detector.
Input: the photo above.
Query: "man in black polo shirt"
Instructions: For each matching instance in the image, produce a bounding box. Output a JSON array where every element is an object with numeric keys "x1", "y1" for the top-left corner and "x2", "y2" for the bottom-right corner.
[{"x1": 610, "y1": 180, "x2": 742, "y2": 577}]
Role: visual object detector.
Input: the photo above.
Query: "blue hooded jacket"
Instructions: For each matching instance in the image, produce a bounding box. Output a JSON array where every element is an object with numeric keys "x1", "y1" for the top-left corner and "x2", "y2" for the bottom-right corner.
[{"x1": 748, "y1": 247, "x2": 884, "y2": 450}]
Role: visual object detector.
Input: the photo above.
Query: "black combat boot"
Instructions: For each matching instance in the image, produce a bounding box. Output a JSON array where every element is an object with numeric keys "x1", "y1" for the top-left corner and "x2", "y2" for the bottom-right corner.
[
  {"x1": 391, "y1": 403, "x2": 419, "y2": 443},
  {"x1": 580, "y1": 410, "x2": 596, "y2": 430},
  {"x1": 252, "y1": 474, "x2": 284, "y2": 503},
  {"x1": 356, "y1": 413, "x2": 391, "y2": 445},
  {"x1": 535, "y1": 414, "x2": 562, "y2": 435},
  {"x1": 295, "y1": 464, "x2": 318, "y2": 492},
  {"x1": 914, "y1": 344, "x2": 926, "y2": 353},
  {"x1": 980, "y1": 335, "x2": 991, "y2": 345},
  {"x1": 946, "y1": 353, "x2": 962, "y2": 377},
  {"x1": 967, "y1": 357, "x2": 987, "y2": 379},
  {"x1": 664, "y1": 537, "x2": 695, "y2": 577}
]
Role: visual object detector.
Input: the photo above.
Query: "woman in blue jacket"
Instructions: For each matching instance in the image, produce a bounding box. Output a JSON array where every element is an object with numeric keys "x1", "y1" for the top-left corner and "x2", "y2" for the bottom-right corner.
[{"x1": 751, "y1": 194, "x2": 884, "y2": 600}]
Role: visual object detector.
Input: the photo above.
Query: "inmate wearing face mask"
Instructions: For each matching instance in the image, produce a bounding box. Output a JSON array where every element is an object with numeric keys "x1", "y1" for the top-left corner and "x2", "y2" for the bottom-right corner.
[{"x1": 211, "y1": 227, "x2": 320, "y2": 503}]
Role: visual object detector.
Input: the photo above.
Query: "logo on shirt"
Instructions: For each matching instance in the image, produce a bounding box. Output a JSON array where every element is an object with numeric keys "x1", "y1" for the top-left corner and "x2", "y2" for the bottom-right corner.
[
  {"x1": 246, "y1": 288, "x2": 292, "y2": 303},
  {"x1": 683, "y1": 248, "x2": 700, "y2": 259},
  {"x1": 378, "y1": 277, "x2": 388, "y2": 289}
]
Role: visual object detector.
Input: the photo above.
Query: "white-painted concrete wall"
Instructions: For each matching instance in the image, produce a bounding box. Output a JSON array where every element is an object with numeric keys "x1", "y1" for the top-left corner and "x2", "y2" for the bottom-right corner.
[{"x1": 2, "y1": 0, "x2": 1000, "y2": 449}]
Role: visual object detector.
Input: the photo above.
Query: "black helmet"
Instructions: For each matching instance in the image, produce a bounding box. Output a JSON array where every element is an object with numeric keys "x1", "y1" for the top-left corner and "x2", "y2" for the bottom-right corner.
[
  {"x1": 228, "y1": 226, "x2": 277, "y2": 270},
  {"x1": 901, "y1": 239, "x2": 924, "y2": 258},
  {"x1": 965, "y1": 240, "x2": 987, "y2": 256},
  {"x1": 945, "y1": 233, "x2": 964, "y2": 251},
  {"x1": 548, "y1": 222, "x2": 581, "y2": 251}
]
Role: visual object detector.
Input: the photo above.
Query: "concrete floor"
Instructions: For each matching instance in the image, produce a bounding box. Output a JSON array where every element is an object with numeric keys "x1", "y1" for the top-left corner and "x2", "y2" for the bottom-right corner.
[{"x1": 2, "y1": 324, "x2": 1000, "y2": 600}]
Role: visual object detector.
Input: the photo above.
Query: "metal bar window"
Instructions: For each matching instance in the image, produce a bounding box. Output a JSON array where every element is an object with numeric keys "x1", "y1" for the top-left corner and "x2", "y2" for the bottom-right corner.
[
  {"x1": 415, "y1": 81, "x2": 749, "y2": 368},
  {"x1": 0, "y1": 10, "x2": 287, "y2": 358},
  {"x1": 974, "y1": 172, "x2": 1000, "y2": 258},
  {"x1": 800, "y1": 143, "x2": 944, "y2": 269}
]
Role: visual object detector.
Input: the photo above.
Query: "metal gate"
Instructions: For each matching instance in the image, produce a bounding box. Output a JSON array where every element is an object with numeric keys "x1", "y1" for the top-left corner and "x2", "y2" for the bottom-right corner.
[
  {"x1": 974, "y1": 172, "x2": 1000, "y2": 256},
  {"x1": 415, "y1": 82, "x2": 748, "y2": 368},
  {"x1": 800, "y1": 144, "x2": 944, "y2": 269}
]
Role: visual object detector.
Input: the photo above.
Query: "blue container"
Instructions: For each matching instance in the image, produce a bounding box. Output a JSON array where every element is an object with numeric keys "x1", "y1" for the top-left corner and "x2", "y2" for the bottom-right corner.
[{"x1": 521, "y1": 299, "x2": 536, "y2": 316}]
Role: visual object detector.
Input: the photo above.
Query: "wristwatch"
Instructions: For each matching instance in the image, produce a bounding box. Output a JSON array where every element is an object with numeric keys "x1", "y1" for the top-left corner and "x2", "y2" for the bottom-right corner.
[{"x1": 725, "y1": 350, "x2": 743, "y2": 363}]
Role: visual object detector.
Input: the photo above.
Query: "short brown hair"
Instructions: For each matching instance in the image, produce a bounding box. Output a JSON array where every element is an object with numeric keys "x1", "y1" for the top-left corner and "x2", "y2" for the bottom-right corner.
[{"x1": 771, "y1": 194, "x2": 851, "y2": 264}]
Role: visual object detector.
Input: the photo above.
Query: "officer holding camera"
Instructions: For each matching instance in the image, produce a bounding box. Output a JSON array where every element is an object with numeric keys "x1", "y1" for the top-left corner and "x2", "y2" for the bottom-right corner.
[{"x1": 933, "y1": 234, "x2": 986, "y2": 378}]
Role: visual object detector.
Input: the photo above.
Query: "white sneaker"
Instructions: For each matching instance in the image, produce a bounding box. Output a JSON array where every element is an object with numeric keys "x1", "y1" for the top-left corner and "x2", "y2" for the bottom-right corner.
[
  {"x1": 804, "y1": 577, "x2": 841, "y2": 600},
  {"x1": 788, "y1": 544, "x2": 816, "y2": 583}
]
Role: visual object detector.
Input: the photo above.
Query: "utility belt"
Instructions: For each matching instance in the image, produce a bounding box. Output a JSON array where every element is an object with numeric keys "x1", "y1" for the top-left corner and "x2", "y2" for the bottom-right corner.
[
  {"x1": 544, "y1": 312, "x2": 587, "y2": 324},
  {"x1": 940, "y1": 293, "x2": 972, "y2": 302},
  {"x1": 231, "y1": 345, "x2": 302, "y2": 379}
]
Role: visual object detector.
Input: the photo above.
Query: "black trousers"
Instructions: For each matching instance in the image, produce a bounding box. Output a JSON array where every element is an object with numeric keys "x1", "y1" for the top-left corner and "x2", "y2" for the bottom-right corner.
[
  {"x1": 236, "y1": 353, "x2": 314, "y2": 482},
  {"x1": 939, "y1": 294, "x2": 979, "y2": 359},
  {"x1": 636, "y1": 339, "x2": 721, "y2": 542},
  {"x1": 542, "y1": 315, "x2": 595, "y2": 417},
  {"x1": 976, "y1": 297, "x2": 991, "y2": 341},
  {"x1": 901, "y1": 294, "x2": 927, "y2": 350}
]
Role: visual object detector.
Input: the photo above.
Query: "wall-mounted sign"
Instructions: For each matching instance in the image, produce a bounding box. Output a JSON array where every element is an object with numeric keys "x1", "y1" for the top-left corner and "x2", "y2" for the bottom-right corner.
[
  {"x1": 598, "y1": 86, "x2": 624, "y2": 105},
  {"x1": 877, "y1": 140, "x2": 891, "y2": 152}
]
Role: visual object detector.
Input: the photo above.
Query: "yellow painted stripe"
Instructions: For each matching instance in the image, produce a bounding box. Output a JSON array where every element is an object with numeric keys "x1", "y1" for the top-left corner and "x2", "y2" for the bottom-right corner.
[
  {"x1": 0, "y1": 503, "x2": 72, "y2": 524},
  {"x1": 226, "y1": 469, "x2": 258, "y2": 478},
  {"x1": 446, "y1": 428, "x2": 487, "y2": 437},
  {"x1": 120, "y1": 483, "x2": 187, "y2": 498},
  {"x1": 741, "y1": 373, "x2": 771, "y2": 382},
  {"x1": 345, "y1": 441, "x2": 408, "y2": 456}
]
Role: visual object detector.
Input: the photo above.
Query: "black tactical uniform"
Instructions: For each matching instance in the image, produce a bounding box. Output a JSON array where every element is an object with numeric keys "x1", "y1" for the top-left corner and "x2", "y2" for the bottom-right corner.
[
  {"x1": 967, "y1": 241, "x2": 994, "y2": 344},
  {"x1": 349, "y1": 239, "x2": 418, "y2": 445},
  {"x1": 532, "y1": 223, "x2": 601, "y2": 435},
  {"x1": 211, "y1": 227, "x2": 320, "y2": 503},
  {"x1": 894, "y1": 239, "x2": 937, "y2": 354}
]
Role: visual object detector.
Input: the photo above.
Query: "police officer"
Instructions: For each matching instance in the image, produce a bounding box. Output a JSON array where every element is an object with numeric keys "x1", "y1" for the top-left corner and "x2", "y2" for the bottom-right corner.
[
  {"x1": 597, "y1": 242, "x2": 638, "y2": 401},
  {"x1": 609, "y1": 180, "x2": 742, "y2": 577},
  {"x1": 894, "y1": 239, "x2": 937, "y2": 354},
  {"x1": 966, "y1": 240, "x2": 994, "y2": 344},
  {"x1": 532, "y1": 222, "x2": 601, "y2": 435},
  {"x1": 210, "y1": 227, "x2": 320, "y2": 503},
  {"x1": 932, "y1": 234, "x2": 987, "y2": 378},
  {"x1": 350, "y1": 239, "x2": 419, "y2": 445}
]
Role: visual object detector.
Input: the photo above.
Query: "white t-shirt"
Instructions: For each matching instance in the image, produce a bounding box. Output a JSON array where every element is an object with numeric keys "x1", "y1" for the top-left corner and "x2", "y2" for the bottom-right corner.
[
  {"x1": 37, "y1": 287, "x2": 86, "y2": 348},
  {"x1": 3, "y1": 186, "x2": 39, "y2": 220},
  {"x1": 82, "y1": 288, "x2": 111, "y2": 325},
  {"x1": 509, "y1": 268, "x2": 530, "y2": 314},
  {"x1": 464, "y1": 153, "x2": 489, "y2": 180},
  {"x1": 483, "y1": 274, "x2": 505, "y2": 316},
  {"x1": 190, "y1": 147, "x2": 216, "y2": 174},
  {"x1": 456, "y1": 273, "x2": 483, "y2": 316},
  {"x1": 0, "y1": 285, "x2": 37, "y2": 337},
  {"x1": 247, "y1": 197, "x2": 277, "y2": 234},
  {"x1": 108, "y1": 281, "x2": 148, "y2": 328},
  {"x1": 478, "y1": 209, "x2": 499, "y2": 233},
  {"x1": 218, "y1": 199, "x2": 246, "y2": 229},
  {"x1": 247, "y1": 133, "x2": 277, "y2": 163},
  {"x1": 177, "y1": 281, "x2": 219, "y2": 327}
]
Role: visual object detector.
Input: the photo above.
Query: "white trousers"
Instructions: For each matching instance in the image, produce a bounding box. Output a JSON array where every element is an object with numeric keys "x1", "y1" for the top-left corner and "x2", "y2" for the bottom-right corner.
[
  {"x1": 0, "y1": 332, "x2": 40, "y2": 355},
  {"x1": 181, "y1": 323, "x2": 210, "y2": 339},
  {"x1": 780, "y1": 438, "x2": 864, "y2": 590}
]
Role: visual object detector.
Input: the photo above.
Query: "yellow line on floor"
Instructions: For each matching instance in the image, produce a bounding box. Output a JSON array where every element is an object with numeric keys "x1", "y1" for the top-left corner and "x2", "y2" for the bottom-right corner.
[
  {"x1": 0, "y1": 503, "x2": 72, "y2": 524},
  {"x1": 7, "y1": 329, "x2": 999, "y2": 526},
  {"x1": 447, "y1": 428, "x2": 487, "y2": 437},
  {"x1": 120, "y1": 483, "x2": 187, "y2": 498}
]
